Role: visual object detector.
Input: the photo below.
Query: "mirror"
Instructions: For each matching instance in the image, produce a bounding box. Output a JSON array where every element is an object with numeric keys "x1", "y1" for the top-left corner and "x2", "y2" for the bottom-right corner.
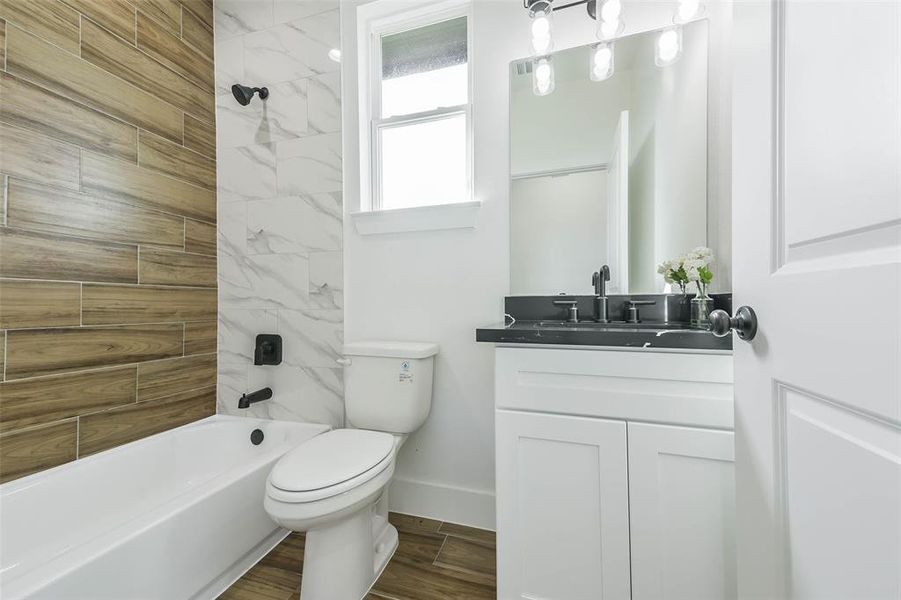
[{"x1": 510, "y1": 21, "x2": 709, "y2": 295}]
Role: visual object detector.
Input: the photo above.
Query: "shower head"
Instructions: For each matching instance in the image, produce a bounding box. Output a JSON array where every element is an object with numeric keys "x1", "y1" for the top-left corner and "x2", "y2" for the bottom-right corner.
[{"x1": 231, "y1": 84, "x2": 269, "y2": 106}]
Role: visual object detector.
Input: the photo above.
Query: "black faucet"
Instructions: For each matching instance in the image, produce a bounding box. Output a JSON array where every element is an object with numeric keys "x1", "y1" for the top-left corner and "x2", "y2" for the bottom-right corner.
[
  {"x1": 591, "y1": 265, "x2": 611, "y2": 322},
  {"x1": 238, "y1": 387, "x2": 273, "y2": 409}
]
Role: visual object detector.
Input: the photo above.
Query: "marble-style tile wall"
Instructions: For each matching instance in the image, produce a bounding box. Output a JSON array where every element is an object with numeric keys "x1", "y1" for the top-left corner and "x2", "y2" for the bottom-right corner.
[{"x1": 214, "y1": 0, "x2": 344, "y2": 427}]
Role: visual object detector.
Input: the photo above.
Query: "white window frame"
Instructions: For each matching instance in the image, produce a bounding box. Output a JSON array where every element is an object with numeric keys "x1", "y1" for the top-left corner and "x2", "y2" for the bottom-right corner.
[{"x1": 357, "y1": 0, "x2": 474, "y2": 214}]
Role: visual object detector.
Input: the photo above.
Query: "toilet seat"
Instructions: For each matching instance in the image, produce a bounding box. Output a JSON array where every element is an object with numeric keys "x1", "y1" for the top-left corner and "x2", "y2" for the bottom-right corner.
[{"x1": 268, "y1": 429, "x2": 395, "y2": 503}]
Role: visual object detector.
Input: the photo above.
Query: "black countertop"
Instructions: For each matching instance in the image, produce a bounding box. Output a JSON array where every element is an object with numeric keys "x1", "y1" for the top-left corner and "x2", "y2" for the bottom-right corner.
[{"x1": 476, "y1": 320, "x2": 733, "y2": 351}]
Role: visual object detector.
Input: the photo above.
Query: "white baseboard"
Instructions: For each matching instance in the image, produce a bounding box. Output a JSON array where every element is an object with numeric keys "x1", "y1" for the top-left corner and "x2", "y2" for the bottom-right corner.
[{"x1": 388, "y1": 477, "x2": 496, "y2": 531}]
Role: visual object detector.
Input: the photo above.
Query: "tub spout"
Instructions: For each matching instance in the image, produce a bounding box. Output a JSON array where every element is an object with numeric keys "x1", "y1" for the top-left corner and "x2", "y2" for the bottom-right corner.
[{"x1": 238, "y1": 387, "x2": 273, "y2": 409}]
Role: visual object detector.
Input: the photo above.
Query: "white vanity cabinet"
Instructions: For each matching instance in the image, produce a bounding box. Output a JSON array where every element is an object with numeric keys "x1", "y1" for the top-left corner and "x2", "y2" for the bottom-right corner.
[{"x1": 494, "y1": 346, "x2": 735, "y2": 600}]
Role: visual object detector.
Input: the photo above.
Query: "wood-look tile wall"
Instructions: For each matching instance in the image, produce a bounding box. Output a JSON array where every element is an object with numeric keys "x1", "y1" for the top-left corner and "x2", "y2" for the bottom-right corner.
[{"x1": 0, "y1": 0, "x2": 217, "y2": 484}]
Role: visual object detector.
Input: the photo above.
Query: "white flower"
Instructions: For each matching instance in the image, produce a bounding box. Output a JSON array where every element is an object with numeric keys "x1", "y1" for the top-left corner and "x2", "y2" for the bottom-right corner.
[{"x1": 687, "y1": 246, "x2": 714, "y2": 265}]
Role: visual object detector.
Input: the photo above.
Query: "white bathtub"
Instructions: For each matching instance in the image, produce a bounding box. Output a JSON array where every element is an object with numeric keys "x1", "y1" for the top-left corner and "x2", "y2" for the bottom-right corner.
[{"x1": 0, "y1": 415, "x2": 328, "y2": 599}]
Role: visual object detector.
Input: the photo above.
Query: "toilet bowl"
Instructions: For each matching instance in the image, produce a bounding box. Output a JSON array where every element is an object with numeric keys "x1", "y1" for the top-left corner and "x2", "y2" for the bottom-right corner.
[{"x1": 264, "y1": 341, "x2": 438, "y2": 600}]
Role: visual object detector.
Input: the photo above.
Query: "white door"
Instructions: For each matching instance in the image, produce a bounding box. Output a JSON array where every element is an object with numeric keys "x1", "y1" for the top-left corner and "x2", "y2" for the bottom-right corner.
[
  {"x1": 628, "y1": 422, "x2": 736, "y2": 600},
  {"x1": 606, "y1": 110, "x2": 629, "y2": 293},
  {"x1": 495, "y1": 410, "x2": 631, "y2": 600},
  {"x1": 732, "y1": 2, "x2": 901, "y2": 599}
]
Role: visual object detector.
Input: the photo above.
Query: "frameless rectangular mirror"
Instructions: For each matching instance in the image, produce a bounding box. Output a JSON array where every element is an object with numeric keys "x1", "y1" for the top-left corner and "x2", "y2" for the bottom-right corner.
[{"x1": 509, "y1": 21, "x2": 709, "y2": 295}]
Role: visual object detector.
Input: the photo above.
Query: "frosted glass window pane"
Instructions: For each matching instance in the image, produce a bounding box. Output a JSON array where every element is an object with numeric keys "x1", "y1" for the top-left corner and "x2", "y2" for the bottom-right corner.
[
  {"x1": 380, "y1": 16, "x2": 468, "y2": 118},
  {"x1": 379, "y1": 114, "x2": 467, "y2": 209}
]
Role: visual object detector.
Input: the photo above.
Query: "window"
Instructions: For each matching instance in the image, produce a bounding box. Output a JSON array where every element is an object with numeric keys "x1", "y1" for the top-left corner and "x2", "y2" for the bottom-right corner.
[{"x1": 360, "y1": 2, "x2": 473, "y2": 213}]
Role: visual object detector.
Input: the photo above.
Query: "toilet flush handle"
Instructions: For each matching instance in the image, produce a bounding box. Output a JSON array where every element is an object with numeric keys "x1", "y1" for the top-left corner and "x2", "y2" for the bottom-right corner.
[{"x1": 336, "y1": 357, "x2": 352, "y2": 366}]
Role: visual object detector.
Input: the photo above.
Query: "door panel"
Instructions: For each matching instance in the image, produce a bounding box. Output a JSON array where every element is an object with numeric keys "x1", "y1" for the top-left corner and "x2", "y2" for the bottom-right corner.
[
  {"x1": 495, "y1": 410, "x2": 631, "y2": 600},
  {"x1": 628, "y1": 422, "x2": 736, "y2": 600},
  {"x1": 732, "y1": 1, "x2": 901, "y2": 598}
]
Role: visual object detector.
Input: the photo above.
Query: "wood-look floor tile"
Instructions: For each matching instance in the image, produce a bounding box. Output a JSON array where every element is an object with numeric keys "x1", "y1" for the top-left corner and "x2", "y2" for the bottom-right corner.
[
  {"x1": 138, "y1": 131, "x2": 216, "y2": 190},
  {"x1": 6, "y1": 23, "x2": 182, "y2": 143},
  {"x1": 139, "y1": 248, "x2": 217, "y2": 287},
  {"x1": 61, "y1": 0, "x2": 135, "y2": 43},
  {"x1": 391, "y1": 530, "x2": 447, "y2": 565},
  {"x1": 0, "y1": 279, "x2": 81, "y2": 329},
  {"x1": 184, "y1": 321, "x2": 216, "y2": 355},
  {"x1": 219, "y1": 578, "x2": 295, "y2": 600},
  {"x1": 184, "y1": 218, "x2": 216, "y2": 255},
  {"x1": 371, "y1": 555, "x2": 496, "y2": 600},
  {"x1": 437, "y1": 521, "x2": 497, "y2": 546},
  {"x1": 136, "y1": 11, "x2": 212, "y2": 90},
  {"x1": 0, "y1": 19, "x2": 6, "y2": 68},
  {"x1": 82, "y1": 152, "x2": 216, "y2": 223},
  {"x1": 0, "y1": 419, "x2": 77, "y2": 483},
  {"x1": 180, "y1": 4, "x2": 212, "y2": 58},
  {"x1": 78, "y1": 386, "x2": 215, "y2": 456},
  {"x1": 0, "y1": 366, "x2": 137, "y2": 433},
  {"x1": 183, "y1": 114, "x2": 216, "y2": 159},
  {"x1": 0, "y1": 227, "x2": 138, "y2": 283},
  {"x1": 80, "y1": 17, "x2": 214, "y2": 123},
  {"x1": 389, "y1": 512, "x2": 444, "y2": 535},
  {"x1": 0, "y1": 72, "x2": 137, "y2": 162},
  {"x1": 0, "y1": 121, "x2": 79, "y2": 191},
  {"x1": 243, "y1": 564, "x2": 301, "y2": 593},
  {"x1": 0, "y1": 0, "x2": 80, "y2": 54},
  {"x1": 4, "y1": 323, "x2": 183, "y2": 380},
  {"x1": 137, "y1": 353, "x2": 216, "y2": 401},
  {"x1": 433, "y1": 536, "x2": 496, "y2": 587},
  {"x1": 81, "y1": 284, "x2": 216, "y2": 325},
  {"x1": 7, "y1": 179, "x2": 184, "y2": 249},
  {"x1": 259, "y1": 533, "x2": 305, "y2": 572}
]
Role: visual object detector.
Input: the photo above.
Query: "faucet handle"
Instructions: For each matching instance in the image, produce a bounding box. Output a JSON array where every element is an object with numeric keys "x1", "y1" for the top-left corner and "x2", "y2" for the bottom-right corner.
[
  {"x1": 624, "y1": 299, "x2": 656, "y2": 323},
  {"x1": 553, "y1": 299, "x2": 580, "y2": 323}
]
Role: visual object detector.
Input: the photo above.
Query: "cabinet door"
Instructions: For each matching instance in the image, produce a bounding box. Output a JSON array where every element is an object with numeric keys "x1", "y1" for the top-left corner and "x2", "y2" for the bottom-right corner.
[
  {"x1": 628, "y1": 422, "x2": 736, "y2": 600},
  {"x1": 496, "y1": 410, "x2": 631, "y2": 600}
]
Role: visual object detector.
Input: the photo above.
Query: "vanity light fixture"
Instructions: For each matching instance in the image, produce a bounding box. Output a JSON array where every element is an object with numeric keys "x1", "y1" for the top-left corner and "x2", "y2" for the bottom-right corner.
[
  {"x1": 589, "y1": 42, "x2": 614, "y2": 81},
  {"x1": 532, "y1": 56, "x2": 556, "y2": 96},
  {"x1": 527, "y1": 0, "x2": 555, "y2": 55},
  {"x1": 655, "y1": 26, "x2": 683, "y2": 67}
]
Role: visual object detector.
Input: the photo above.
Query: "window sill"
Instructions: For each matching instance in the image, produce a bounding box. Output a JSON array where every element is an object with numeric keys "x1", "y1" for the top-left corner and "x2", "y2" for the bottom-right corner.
[{"x1": 351, "y1": 200, "x2": 481, "y2": 235}]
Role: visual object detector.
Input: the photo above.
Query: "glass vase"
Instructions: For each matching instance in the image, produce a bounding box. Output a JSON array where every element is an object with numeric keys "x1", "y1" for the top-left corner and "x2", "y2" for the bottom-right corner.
[{"x1": 691, "y1": 285, "x2": 713, "y2": 329}]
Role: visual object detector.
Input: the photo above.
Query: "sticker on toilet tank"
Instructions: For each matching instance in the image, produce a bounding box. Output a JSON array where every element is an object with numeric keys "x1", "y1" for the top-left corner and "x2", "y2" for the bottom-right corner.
[{"x1": 399, "y1": 360, "x2": 413, "y2": 384}]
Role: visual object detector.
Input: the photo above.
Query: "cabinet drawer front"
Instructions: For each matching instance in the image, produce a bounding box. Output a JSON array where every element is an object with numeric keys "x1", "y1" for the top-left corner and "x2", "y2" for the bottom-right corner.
[
  {"x1": 496, "y1": 410, "x2": 631, "y2": 600},
  {"x1": 496, "y1": 347, "x2": 734, "y2": 428},
  {"x1": 628, "y1": 422, "x2": 737, "y2": 600}
]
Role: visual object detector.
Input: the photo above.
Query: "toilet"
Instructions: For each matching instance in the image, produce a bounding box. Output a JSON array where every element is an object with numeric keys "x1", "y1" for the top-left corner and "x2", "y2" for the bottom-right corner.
[{"x1": 264, "y1": 341, "x2": 439, "y2": 600}]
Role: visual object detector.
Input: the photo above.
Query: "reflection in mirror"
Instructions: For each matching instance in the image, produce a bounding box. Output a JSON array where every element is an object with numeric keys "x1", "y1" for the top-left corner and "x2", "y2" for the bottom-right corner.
[{"x1": 510, "y1": 21, "x2": 709, "y2": 295}]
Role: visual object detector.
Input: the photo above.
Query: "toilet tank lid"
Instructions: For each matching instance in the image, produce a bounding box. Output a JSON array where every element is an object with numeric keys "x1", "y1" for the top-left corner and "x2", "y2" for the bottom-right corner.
[{"x1": 343, "y1": 341, "x2": 439, "y2": 359}]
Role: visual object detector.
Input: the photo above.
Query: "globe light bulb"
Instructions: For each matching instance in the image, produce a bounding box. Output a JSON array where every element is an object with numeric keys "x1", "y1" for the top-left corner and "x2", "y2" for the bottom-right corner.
[
  {"x1": 532, "y1": 58, "x2": 555, "y2": 96},
  {"x1": 676, "y1": 0, "x2": 702, "y2": 22},
  {"x1": 600, "y1": 0, "x2": 622, "y2": 23},
  {"x1": 597, "y1": 16, "x2": 623, "y2": 40},
  {"x1": 589, "y1": 42, "x2": 614, "y2": 82},
  {"x1": 655, "y1": 27, "x2": 682, "y2": 66},
  {"x1": 530, "y1": 11, "x2": 554, "y2": 55}
]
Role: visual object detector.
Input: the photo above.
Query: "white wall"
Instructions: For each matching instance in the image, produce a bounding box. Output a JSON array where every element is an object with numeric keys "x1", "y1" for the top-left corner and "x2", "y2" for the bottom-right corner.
[
  {"x1": 214, "y1": 0, "x2": 346, "y2": 426},
  {"x1": 342, "y1": 0, "x2": 732, "y2": 529}
]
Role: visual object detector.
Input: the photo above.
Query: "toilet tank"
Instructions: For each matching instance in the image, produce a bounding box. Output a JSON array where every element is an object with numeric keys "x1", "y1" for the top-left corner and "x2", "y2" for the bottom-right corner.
[{"x1": 343, "y1": 341, "x2": 439, "y2": 433}]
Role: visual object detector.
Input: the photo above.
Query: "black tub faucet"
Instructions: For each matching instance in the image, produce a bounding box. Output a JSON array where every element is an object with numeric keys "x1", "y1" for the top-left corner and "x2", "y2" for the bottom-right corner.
[
  {"x1": 592, "y1": 265, "x2": 611, "y2": 323},
  {"x1": 238, "y1": 387, "x2": 273, "y2": 409}
]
